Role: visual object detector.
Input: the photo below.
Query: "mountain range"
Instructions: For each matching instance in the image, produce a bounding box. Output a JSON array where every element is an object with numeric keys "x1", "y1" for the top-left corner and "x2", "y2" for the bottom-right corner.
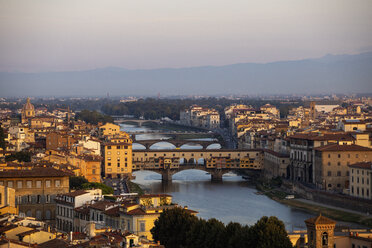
[{"x1": 0, "y1": 52, "x2": 371, "y2": 97}]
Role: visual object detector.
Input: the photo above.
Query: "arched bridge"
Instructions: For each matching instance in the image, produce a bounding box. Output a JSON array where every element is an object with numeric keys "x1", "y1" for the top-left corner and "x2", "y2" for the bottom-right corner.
[
  {"x1": 133, "y1": 139, "x2": 223, "y2": 149},
  {"x1": 133, "y1": 163, "x2": 261, "y2": 182},
  {"x1": 132, "y1": 149, "x2": 264, "y2": 182},
  {"x1": 112, "y1": 116, "x2": 161, "y2": 126}
]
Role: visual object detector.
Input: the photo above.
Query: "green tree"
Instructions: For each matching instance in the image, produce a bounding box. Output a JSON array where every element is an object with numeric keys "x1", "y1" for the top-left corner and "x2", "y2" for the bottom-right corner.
[
  {"x1": 75, "y1": 110, "x2": 113, "y2": 125},
  {"x1": 248, "y1": 216, "x2": 293, "y2": 248},
  {"x1": 0, "y1": 126, "x2": 6, "y2": 149},
  {"x1": 82, "y1": 182, "x2": 114, "y2": 195},
  {"x1": 5, "y1": 151, "x2": 31, "y2": 162},
  {"x1": 69, "y1": 176, "x2": 89, "y2": 190},
  {"x1": 151, "y1": 207, "x2": 198, "y2": 248}
]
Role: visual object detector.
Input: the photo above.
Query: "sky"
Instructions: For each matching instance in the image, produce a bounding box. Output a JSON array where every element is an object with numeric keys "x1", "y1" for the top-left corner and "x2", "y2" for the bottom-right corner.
[{"x1": 1, "y1": 0, "x2": 372, "y2": 72}]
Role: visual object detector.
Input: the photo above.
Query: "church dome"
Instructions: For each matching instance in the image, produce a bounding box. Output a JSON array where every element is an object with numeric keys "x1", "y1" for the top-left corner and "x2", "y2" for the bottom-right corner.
[{"x1": 23, "y1": 98, "x2": 35, "y2": 111}]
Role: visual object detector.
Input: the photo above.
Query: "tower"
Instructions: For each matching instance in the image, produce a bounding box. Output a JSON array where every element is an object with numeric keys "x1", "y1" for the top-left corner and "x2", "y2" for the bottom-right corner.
[
  {"x1": 305, "y1": 214, "x2": 336, "y2": 248},
  {"x1": 310, "y1": 101, "x2": 316, "y2": 120},
  {"x1": 21, "y1": 97, "x2": 35, "y2": 123}
]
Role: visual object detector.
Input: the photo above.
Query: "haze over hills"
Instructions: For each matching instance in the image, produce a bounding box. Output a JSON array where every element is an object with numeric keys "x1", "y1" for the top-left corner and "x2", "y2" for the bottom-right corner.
[{"x1": 0, "y1": 52, "x2": 371, "y2": 97}]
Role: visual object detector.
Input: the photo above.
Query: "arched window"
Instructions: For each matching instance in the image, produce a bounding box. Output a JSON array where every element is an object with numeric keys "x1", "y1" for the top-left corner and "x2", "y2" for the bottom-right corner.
[
  {"x1": 36, "y1": 210, "x2": 42, "y2": 220},
  {"x1": 322, "y1": 232, "x2": 328, "y2": 246},
  {"x1": 45, "y1": 210, "x2": 51, "y2": 220}
]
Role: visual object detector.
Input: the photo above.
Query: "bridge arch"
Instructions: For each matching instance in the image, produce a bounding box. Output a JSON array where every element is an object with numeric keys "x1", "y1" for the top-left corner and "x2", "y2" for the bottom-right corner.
[
  {"x1": 149, "y1": 141, "x2": 176, "y2": 150},
  {"x1": 205, "y1": 143, "x2": 222, "y2": 149}
]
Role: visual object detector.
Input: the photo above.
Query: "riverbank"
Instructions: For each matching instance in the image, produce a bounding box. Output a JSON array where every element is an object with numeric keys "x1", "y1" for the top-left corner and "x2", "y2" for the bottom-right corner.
[
  {"x1": 255, "y1": 179, "x2": 372, "y2": 228},
  {"x1": 127, "y1": 180, "x2": 145, "y2": 195}
]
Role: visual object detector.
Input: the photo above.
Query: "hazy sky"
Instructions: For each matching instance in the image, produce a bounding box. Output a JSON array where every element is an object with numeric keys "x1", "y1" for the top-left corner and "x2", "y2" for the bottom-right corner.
[{"x1": 1, "y1": 0, "x2": 372, "y2": 72}]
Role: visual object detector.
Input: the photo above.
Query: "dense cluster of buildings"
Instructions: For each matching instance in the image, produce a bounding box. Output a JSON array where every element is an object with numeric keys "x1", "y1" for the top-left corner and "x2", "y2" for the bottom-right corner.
[
  {"x1": 180, "y1": 105, "x2": 220, "y2": 129},
  {"x1": 225, "y1": 99, "x2": 372, "y2": 200},
  {"x1": 0, "y1": 96, "x2": 372, "y2": 247}
]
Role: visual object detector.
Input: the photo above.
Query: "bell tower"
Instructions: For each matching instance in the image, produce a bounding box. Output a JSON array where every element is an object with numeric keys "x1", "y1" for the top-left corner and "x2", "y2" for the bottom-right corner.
[{"x1": 305, "y1": 214, "x2": 336, "y2": 248}]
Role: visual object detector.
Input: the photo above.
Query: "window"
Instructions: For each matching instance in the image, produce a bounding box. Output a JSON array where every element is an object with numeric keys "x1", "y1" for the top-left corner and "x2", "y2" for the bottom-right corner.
[
  {"x1": 140, "y1": 221, "x2": 146, "y2": 232},
  {"x1": 338, "y1": 154, "x2": 341, "y2": 158},
  {"x1": 322, "y1": 232, "x2": 328, "y2": 246},
  {"x1": 46, "y1": 195, "x2": 50, "y2": 203},
  {"x1": 356, "y1": 154, "x2": 359, "y2": 158},
  {"x1": 55, "y1": 180, "x2": 61, "y2": 187},
  {"x1": 337, "y1": 162, "x2": 341, "y2": 166},
  {"x1": 328, "y1": 162, "x2": 331, "y2": 166},
  {"x1": 36, "y1": 181, "x2": 41, "y2": 188},
  {"x1": 124, "y1": 146, "x2": 128, "y2": 149},
  {"x1": 346, "y1": 171, "x2": 349, "y2": 176},
  {"x1": 46, "y1": 180, "x2": 51, "y2": 188},
  {"x1": 328, "y1": 154, "x2": 331, "y2": 158},
  {"x1": 337, "y1": 171, "x2": 341, "y2": 176},
  {"x1": 7, "y1": 181, "x2": 13, "y2": 188},
  {"x1": 327, "y1": 171, "x2": 332, "y2": 176},
  {"x1": 107, "y1": 151, "x2": 111, "y2": 155},
  {"x1": 117, "y1": 151, "x2": 120, "y2": 155},
  {"x1": 117, "y1": 146, "x2": 120, "y2": 149},
  {"x1": 117, "y1": 162, "x2": 120, "y2": 167},
  {"x1": 107, "y1": 146, "x2": 111, "y2": 149},
  {"x1": 17, "y1": 181, "x2": 22, "y2": 189},
  {"x1": 108, "y1": 163, "x2": 111, "y2": 166}
]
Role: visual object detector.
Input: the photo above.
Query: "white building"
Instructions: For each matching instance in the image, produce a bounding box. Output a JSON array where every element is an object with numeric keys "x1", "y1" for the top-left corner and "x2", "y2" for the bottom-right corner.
[{"x1": 55, "y1": 189, "x2": 102, "y2": 233}]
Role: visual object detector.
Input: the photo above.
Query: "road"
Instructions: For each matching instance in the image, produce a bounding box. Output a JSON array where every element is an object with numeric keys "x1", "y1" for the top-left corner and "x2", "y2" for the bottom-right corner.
[{"x1": 103, "y1": 178, "x2": 129, "y2": 195}]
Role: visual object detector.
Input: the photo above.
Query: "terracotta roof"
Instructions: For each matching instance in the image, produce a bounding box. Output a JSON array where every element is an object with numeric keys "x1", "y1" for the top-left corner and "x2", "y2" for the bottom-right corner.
[
  {"x1": 264, "y1": 149, "x2": 289, "y2": 158},
  {"x1": 125, "y1": 208, "x2": 147, "y2": 215},
  {"x1": 62, "y1": 190, "x2": 88, "y2": 197},
  {"x1": 348, "y1": 162, "x2": 372, "y2": 170},
  {"x1": 315, "y1": 144, "x2": 372, "y2": 152},
  {"x1": 39, "y1": 238, "x2": 70, "y2": 248},
  {"x1": 289, "y1": 133, "x2": 354, "y2": 141},
  {"x1": 305, "y1": 214, "x2": 336, "y2": 225},
  {"x1": 104, "y1": 206, "x2": 120, "y2": 217},
  {"x1": 0, "y1": 167, "x2": 72, "y2": 178},
  {"x1": 89, "y1": 201, "x2": 115, "y2": 211}
]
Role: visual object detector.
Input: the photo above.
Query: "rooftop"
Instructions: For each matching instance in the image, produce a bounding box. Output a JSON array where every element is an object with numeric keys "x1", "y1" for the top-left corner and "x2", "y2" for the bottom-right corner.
[
  {"x1": 315, "y1": 143, "x2": 372, "y2": 152},
  {"x1": 0, "y1": 167, "x2": 72, "y2": 178},
  {"x1": 348, "y1": 162, "x2": 372, "y2": 170}
]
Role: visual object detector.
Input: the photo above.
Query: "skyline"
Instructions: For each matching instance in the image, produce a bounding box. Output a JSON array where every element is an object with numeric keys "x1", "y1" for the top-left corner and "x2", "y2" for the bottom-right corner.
[{"x1": 1, "y1": 0, "x2": 372, "y2": 72}]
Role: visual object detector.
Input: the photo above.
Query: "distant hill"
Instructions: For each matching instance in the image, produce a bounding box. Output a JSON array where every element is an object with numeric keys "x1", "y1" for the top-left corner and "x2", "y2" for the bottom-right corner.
[{"x1": 0, "y1": 52, "x2": 371, "y2": 97}]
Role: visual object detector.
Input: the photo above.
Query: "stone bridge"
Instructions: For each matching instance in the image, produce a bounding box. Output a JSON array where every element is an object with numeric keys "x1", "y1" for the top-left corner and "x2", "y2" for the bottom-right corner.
[
  {"x1": 133, "y1": 163, "x2": 261, "y2": 182},
  {"x1": 112, "y1": 117, "x2": 161, "y2": 126},
  {"x1": 132, "y1": 149, "x2": 263, "y2": 181},
  {"x1": 132, "y1": 139, "x2": 223, "y2": 149}
]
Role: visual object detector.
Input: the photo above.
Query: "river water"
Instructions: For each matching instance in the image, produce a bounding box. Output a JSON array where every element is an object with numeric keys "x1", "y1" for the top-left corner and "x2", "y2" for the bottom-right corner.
[{"x1": 122, "y1": 124, "x2": 362, "y2": 230}]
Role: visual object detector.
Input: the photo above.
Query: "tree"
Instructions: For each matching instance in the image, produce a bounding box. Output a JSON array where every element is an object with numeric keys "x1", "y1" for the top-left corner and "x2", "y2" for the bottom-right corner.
[
  {"x1": 151, "y1": 207, "x2": 198, "y2": 248},
  {"x1": 0, "y1": 126, "x2": 6, "y2": 149},
  {"x1": 5, "y1": 151, "x2": 31, "y2": 162},
  {"x1": 69, "y1": 176, "x2": 88, "y2": 190},
  {"x1": 75, "y1": 110, "x2": 113, "y2": 125},
  {"x1": 248, "y1": 216, "x2": 293, "y2": 248}
]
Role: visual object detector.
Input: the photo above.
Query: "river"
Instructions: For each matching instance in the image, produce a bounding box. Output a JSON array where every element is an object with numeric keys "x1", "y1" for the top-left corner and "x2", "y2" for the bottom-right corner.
[{"x1": 121, "y1": 123, "x2": 363, "y2": 230}]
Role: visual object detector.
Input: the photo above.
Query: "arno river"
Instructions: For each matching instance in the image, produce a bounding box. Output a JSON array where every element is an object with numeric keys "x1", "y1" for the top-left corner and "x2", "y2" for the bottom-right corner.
[{"x1": 121, "y1": 123, "x2": 362, "y2": 230}]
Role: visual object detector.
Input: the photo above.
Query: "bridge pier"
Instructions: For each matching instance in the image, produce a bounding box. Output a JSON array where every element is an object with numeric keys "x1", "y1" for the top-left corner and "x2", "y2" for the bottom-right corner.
[
  {"x1": 211, "y1": 170, "x2": 223, "y2": 182},
  {"x1": 161, "y1": 170, "x2": 173, "y2": 182}
]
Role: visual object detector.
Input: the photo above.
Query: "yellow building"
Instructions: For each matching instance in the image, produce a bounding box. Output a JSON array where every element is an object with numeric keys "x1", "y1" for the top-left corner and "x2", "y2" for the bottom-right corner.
[
  {"x1": 314, "y1": 144, "x2": 372, "y2": 191},
  {"x1": 119, "y1": 194, "x2": 196, "y2": 240},
  {"x1": 99, "y1": 123, "x2": 121, "y2": 137},
  {"x1": 0, "y1": 185, "x2": 18, "y2": 215},
  {"x1": 0, "y1": 167, "x2": 71, "y2": 220},
  {"x1": 102, "y1": 140, "x2": 133, "y2": 179}
]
